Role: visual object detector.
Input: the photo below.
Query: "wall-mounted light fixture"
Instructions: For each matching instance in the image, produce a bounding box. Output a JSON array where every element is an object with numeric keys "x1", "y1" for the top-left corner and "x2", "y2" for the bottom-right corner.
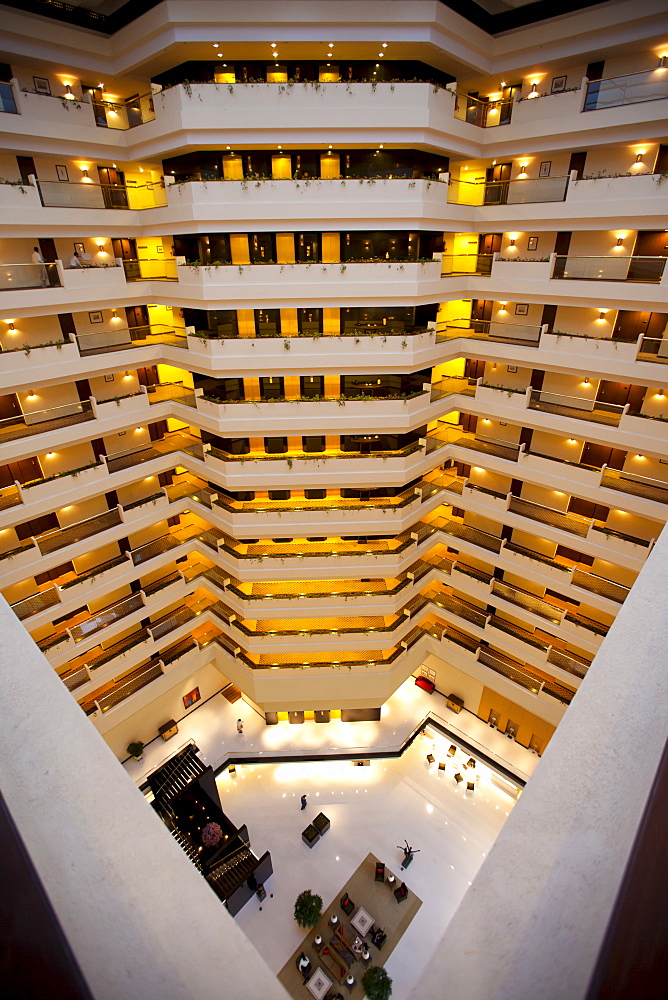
[
  {"x1": 659, "y1": 55, "x2": 667, "y2": 68},
  {"x1": 657, "y1": 389, "x2": 664, "y2": 398},
  {"x1": 529, "y1": 82, "x2": 538, "y2": 97},
  {"x1": 509, "y1": 239, "x2": 516, "y2": 247},
  {"x1": 97, "y1": 241, "x2": 106, "y2": 250},
  {"x1": 28, "y1": 390, "x2": 36, "y2": 398},
  {"x1": 583, "y1": 378, "x2": 590, "y2": 385},
  {"x1": 499, "y1": 302, "x2": 507, "y2": 312},
  {"x1": 616, "y1": 237, "x2": 624, "y2": 246},
  {"x1": 636, "y1": 454, "x2": 645, "y2": 459},
  {"x1": 635, "y1": 153, "x2": 644, "y2": 162},
  {"x1": 82, "y1": 167, "x2": 89, "y2": 178},
  {"x1": 64, "y1": 84, "x2": 75, "y2": 100},
  {"x1": 8, "y1": 322, "x2": 15, "y2": 331},
  {"x1": 519, "y1": 164, "x2": 527, "y2": 175},
  {"x1": 599, "y1": 310, "x2": 607, "y2": 320}
]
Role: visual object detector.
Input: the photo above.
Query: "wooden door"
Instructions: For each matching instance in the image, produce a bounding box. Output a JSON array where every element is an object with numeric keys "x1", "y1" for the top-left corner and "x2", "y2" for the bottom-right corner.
[
  {"x1": 581, "y1": 442, "x2": 626, "y2": 471},
  {"x1": 484, "y1": 163, "x2": 511, "y2": 204},
  {"x1": 471, "y1": 300, "x2": 492, "y2": 322},
  {"x1": 612, "y1": 311, "x2": 652, "y2": 342},
  {"x1": 97, "y1": 166, "x2": 128, "y2": 208},
  {"x1": 125, "y1": 305, "x2": 149, "y2": 329},
  {"x1": 568, "y1": 152, "x2": 587, "y2": 178},
  {"x1": 16, "y1": 156, "x2": 37, "y2": 183}
]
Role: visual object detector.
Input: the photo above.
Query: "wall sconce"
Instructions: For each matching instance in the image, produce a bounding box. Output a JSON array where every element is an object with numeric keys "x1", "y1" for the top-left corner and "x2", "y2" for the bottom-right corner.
[
  {"x1": 499, "y1": 303, "x2": 507, "y2": 312},
  {"x1": 636, "y1": 454, "x2": 644, "y2": 460},
  {"x1": 28, "y1": 390, "x2": 36, "y2": 398},
  {"x1": 583, "y1": 378, "x2": 590, "y2": 385},
  {"x1": 82, "y1": 167, "x2": 89, "y2": 178},
  {"x1": 635, "y1": 153, "x2": 643, "y2": 162},
  {"x1": 616, "y1": 237, "x2": 624, "y2": 246},
  {"x1": 47, "y1": 452, "x2": 55, "y2": 457},
  {"x1": 509, "y1": 239, "x2": 516, "y2": 248},
  {"x1": 659, "y1": 55, "x2": 667, "y2": 68},
  {"x1": 124, "y1": 371, "x2": 132, "y2": 379},
  {"x1": 64, "y1": 84, "x2": 75, "y2": 100},
  {"x1": 657, "y1": 389, "x2": 664, "y2": 398},
  {"x1": 529, "y1": 82, "x2": 538, "y2": 97},
  {"x1": 8, "y1": 322, "x2": 15, "y2": 331},
  {"x1": 598, "y1": 310, "x2": 608, "y2": 320},
  {"x1": 97, "y1": 241, "x2": 106, "y2": 250},
  {"x1": 111, "y1": 308, "x2": 119, "y2": 321},
  {"x1": 519, "y1": 165, "x2": 527, "y2": 175},
  {"x1": 568, "y1": 439, "x2": 576, "y2": 443}
]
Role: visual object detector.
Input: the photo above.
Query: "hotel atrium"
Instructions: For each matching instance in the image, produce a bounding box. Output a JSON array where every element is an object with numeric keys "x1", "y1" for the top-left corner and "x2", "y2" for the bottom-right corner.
[{"x1": 0, "y1": 1, "x2": 666, "y2": 998}]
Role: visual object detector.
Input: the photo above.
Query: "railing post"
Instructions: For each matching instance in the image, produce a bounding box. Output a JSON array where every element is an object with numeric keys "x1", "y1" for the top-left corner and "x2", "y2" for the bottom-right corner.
[
  {"x1": 547, "y1": 251, "x2": 558, "y2": 277},
  {"x1": 578, "y1": 75, "x2": 590, "y2": 111},
  {"x1": 89, "y1": 395, "x2": 99, "y2": 418}
]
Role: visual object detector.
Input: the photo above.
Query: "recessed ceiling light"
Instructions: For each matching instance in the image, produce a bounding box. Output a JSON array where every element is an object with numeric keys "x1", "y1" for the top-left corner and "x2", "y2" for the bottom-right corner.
[
  {"x1": 382, "y1": 43, "x2": 388, "y2": 48},
  {"x1": 218, "y1": 53, "x2": 223, "y2": 57},
  {"x1": 378, "y1": 52, "x2": 384, "y2": 57},
  {"x1": 271, "y1": 42, "x2": 276, "y2": 47}
]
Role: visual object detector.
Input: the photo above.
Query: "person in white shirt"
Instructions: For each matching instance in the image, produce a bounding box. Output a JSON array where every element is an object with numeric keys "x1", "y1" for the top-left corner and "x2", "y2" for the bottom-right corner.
[
  {"x1": 69, "y1": 251, "x2": 83, "y2": 268},
  {"x1": 31, "y1": 246, "x2": 47, "y2": 285}
]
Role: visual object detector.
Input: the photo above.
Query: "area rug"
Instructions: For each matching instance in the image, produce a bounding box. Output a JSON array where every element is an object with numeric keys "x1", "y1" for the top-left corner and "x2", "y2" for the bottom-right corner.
[{"x1": 277, "y1": 852, "x2": 422, "y2": 999}]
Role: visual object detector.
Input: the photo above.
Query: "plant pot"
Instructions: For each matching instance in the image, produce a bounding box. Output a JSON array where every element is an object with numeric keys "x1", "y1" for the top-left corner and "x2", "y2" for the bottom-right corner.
[{"x1": 302, "y1": 824, "x2": 320, "y2": 848}]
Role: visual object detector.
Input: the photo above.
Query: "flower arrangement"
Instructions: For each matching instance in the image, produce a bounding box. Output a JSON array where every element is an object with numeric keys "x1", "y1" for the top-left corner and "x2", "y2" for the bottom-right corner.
[{"x1": 202, "y1": 822, "x2": 223, "y2": 846}]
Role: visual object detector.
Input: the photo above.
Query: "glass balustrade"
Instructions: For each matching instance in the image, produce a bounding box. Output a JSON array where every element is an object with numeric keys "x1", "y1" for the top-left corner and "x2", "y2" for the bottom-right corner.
[
  {"x1": 0, "y1": 81, "x2": 18, "y2": 114},
  {"x1": 441, "y1": 253, "x2": 493, "y2": 276},
  {"x1": 583, "y1": 68, "x2": 668, "y2": 111},
  {"x1": 453, "y1": 93, "x2": 514, "y2": 127},
  {"x1": 36, "y1": 179, "x2": 166, "y2": 210},
  {"x1": 447, "y1": 175, "x2": 569, "y2": 205},
  {"x1": 553, "y1": 254, "x2": 666, "y2": 282},
  {"x1": 0, "y1": 262, "x2": 61, "y2": 290},
  {"x1": 438, "y1": 319, "x2": 541, "y2": 344}
]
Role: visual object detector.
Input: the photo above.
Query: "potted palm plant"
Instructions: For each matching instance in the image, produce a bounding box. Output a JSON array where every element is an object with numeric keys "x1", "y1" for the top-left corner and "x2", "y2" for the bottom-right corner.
[
  {"x1": 362, "y1": 965, "x2": 393, "y2": 1000},
  {"x1": 126, "y1": 740, "x2": 145, "y2": 761}
]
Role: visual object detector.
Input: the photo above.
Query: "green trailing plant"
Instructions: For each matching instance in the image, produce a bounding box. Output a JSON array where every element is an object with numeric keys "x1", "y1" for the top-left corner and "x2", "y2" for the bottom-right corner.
[
  {"x1": 126, "y1": 741, "x2": 144, "y2": 759},
  {"x1": 293, "y1": 888, "x2": 323, "y2": 927},
  {"x1": 362, "y1": 966, "x2": 393, "y2": 1000}
]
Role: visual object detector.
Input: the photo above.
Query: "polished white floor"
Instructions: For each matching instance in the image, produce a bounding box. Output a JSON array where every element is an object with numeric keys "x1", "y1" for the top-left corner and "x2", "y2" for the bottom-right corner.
[
  {"x1": 125, "y1": 676, "x2": 540, "y2": 787},
  {"x1": 217, "y1": 735, "x2": 517, "y2": 1000}
]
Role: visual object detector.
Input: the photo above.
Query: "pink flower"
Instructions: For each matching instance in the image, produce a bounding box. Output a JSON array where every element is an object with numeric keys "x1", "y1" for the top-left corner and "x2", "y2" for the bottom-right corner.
[{"x1": 202, "y1": 822, "x2": 223, "y2": 846}]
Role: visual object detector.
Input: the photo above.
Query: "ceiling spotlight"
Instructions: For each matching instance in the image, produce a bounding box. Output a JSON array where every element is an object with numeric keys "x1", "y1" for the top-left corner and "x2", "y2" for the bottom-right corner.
[
  {"x1": 218, "y1": 53, "x2": 223, "y2": 57},
  {"x1": 213, "y1": 43, "x2": 218, "y2": 48},
  {"x1": 378, "y1": 52, "x2": 385, "y2": 56},
  {"x1": 271, "y1": 42, "x2": 276, "y2": 47},
  {"x1": 382, "y1": 43, "x2": 388, "y2": 47}
]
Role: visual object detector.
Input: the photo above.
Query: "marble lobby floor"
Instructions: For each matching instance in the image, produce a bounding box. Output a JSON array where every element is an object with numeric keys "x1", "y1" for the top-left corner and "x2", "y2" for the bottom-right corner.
[
  {"x1": 215, "y1": 734, "x2": 517, "y2": 1000},
  {"x1": 124, "y1": 676, "x2": 540, "y2": 788}
]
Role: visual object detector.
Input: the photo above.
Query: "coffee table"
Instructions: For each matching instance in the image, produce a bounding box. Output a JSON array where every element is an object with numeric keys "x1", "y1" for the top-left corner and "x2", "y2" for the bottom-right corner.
[
  {"x1": 351, "y1": 906, "x2": 374, "y2": 936},
  {"x1": 306, "y1": 967, "x2": 333, "y2": 1000}
]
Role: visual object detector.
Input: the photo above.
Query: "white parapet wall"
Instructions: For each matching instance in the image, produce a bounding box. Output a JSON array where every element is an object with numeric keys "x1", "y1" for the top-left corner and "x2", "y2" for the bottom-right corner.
[
  {"x1": 0, "y1": 594, "x2": 288, "y2": 1000},
  {"x1": 409, "y1": 522, "x2": 668, "y2": 1000}
]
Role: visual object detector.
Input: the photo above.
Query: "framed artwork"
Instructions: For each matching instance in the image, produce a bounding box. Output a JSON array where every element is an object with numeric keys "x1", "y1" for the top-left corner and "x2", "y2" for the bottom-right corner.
[
  {"x1": 527, "y1": 237, "x2": 539, "y2": 251},
  {"x1": 118, "y1": 430, "x2": 126, "y2": 436},
  {"x1": 507, "y1": 365, "x2": 518, "y2": 373},
  {"x1": 156, "y1": 246, "x2": 164, "y2": 253},
  {"x1": 33, "y1": 76, "x2": 51, "y2": 95},
  {"x1": 551, "y1": 75, "x2": 567, "y2": 93},
  {"x1": 104, "y1": 374, "x2": 114, "y2": 382},
  {"x1": 183, "y1": 687, "x2": 201, "y2": 709},
  {"x1": 515, "y1": 303, "x2": 529, "y2": 316},
  {"x1": 73, "y1": 242, "x2": 85, "y2": 255},
  {"x1": 88, "y1": 310, "x2": 103, "y2": 324},
  {"x1": 539, "y1": 161, "x2": 551, "y2": 178},
  {"x1": 56, "y1": 164, "x2": 69, "y2": 182}
]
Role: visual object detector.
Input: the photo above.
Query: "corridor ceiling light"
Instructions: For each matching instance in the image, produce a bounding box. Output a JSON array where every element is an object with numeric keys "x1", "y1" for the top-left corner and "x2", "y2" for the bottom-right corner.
[
  {"x1": 500, "y1": 81, "x2": 507, "y2": 87},
  {"x1": 378, "y1": 52, "x2": 385, "y2": 57},
  {"x1": 218, "y1": 53, "x2": 223, "y2": 57}
]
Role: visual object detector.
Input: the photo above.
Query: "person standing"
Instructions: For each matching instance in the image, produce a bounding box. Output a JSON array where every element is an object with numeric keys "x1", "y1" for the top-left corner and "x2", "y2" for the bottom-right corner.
[
  {"x1": 300, "y1": 794, "x2": 308, "y2": 810},
  {"x1": 236, "y1": 718, "x2": 244, "y2": 734},
  {"x1": 32, "y1": 245, "x2": 47, "y2": 286}
]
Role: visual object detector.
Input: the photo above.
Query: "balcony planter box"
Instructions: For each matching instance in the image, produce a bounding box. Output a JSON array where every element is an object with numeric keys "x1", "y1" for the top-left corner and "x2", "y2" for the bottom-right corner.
[
  {"x1": 121, "y1": 493, "x2": 169, "y2": 522},
  {"x1": 519, "y1": 451, "x2": 601, "y2": 488},
  {"x1": 0, "y1": 541, "x2": 37, "y2": 573},
  {"x1": 491, "y1": 258, "x2": 554, "y2": 282},
  {"x1": 97, "y1": 393, "x2": 150, "y2": 420},
  {"x1": 588, "y1": 525, "x2": 652, "y2": 559},
  {"x1": 476, "y1": 385, "x2": 529, "y2": 410},
  {"x1": 312, "y1": 813, "x2": 330, "y2": 836},
  {"x1": 302, "y1": 824, "x2": 320, "y2": 848},
  {"x1": 541, "y1": 332, "x2": 638, "y2": 365},
  {"x1": 619, "y1": 412, "x2": 668, "y2": 442},
  {"x1": 0, "y1": 341, "x2": 79, "y2": 380}
]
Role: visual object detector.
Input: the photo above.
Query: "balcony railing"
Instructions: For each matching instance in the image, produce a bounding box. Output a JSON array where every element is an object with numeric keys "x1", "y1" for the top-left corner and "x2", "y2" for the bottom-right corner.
[
  {"x1": 441, "y1": 253, "x2": 493, "y2": 276},
  {"x1": 90, "y1": 91, "x2": 156, "y2": 129},
  {"x1": 0, "y1": 81, "x2": 18, "y2": 114},
  {"x1": 95, "y1": 661, "x2": 163, "y2": 713},
  {"x1": 0, "y1": 262, "x2": 60, "y2": 290},
  {"x1": 583, "y1": 68, "x2": 668, "y2": 111},
  {"x1": 447, "y1": 175, "x2": 569, "y2": 206},
  {"x1": 637, "y1": 336, "x2": 668, "y2": 363},
  {"x1": 0, "y1": 399, "x2": 94, "y2": 443},
  {"x1": 76, "y1": 324, "x2": 185, "y2": 356},
  {"x1": 438, "y1": 318, "x2": 541, "y2": 345},
  {"x1": 453, "y1": 92, "x2": 513, "y2": 127},
  {"x1": 528, "y1": 389, "x2": 624, "y2": 426},
  {"x1": 37, "y1": 507, "x2": 122, "y2": 555},
  {"x1": 36, "y1": 179, "x2": 167, "y2": 210},
  {"x1": 69, "y1": 592, "x2": 145, "y2": 643},
  {"x1": 553, "y1": 255, "x2": 666, "y2": 283},
  {"x1": 120, "y1": 258, "x2": 178, "y2": 282}
]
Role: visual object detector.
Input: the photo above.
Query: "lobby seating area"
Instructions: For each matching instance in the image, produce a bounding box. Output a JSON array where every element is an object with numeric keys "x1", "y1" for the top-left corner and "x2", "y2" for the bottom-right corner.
[{"x1": 278, "y1": 853, "x2": 422, "y2": 999}]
